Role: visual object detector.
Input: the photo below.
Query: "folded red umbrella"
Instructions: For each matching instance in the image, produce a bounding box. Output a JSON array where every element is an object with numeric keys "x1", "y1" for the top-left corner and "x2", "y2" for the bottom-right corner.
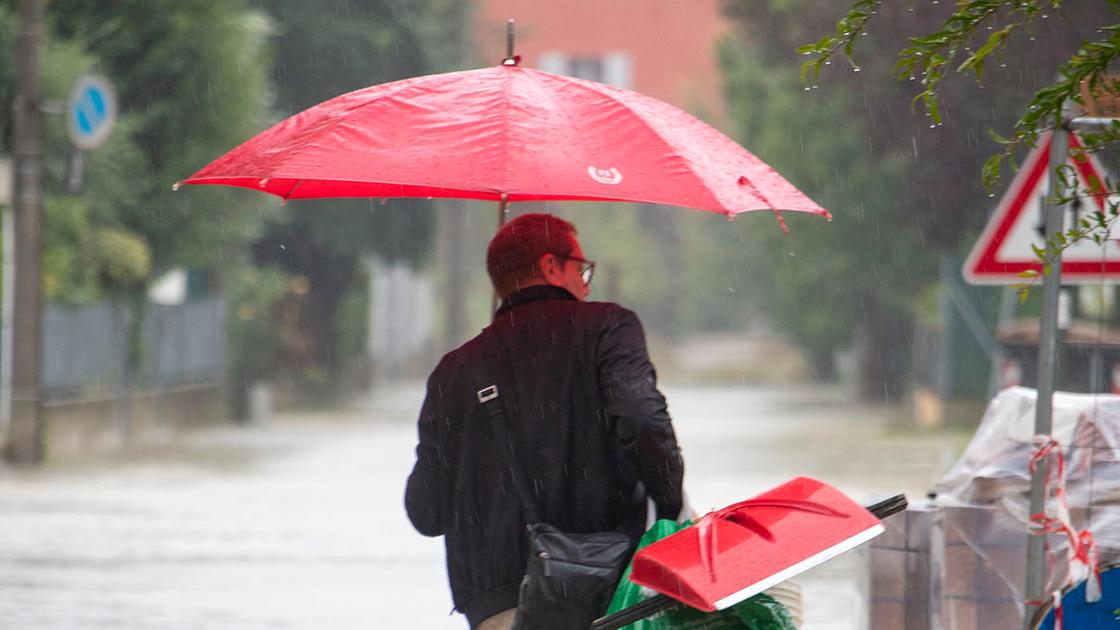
[{"x1": 629, "y1": 477, "x2": 884, "y2": 613}]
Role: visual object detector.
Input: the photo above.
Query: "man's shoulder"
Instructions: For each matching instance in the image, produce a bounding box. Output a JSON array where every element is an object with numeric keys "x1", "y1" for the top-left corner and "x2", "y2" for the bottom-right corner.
[
  {"x1": 581, "y1": 300, "x2": 642, "y2": 328},
  {"x1": 559, "y1": 298, "x2": 639, "y2": 321},
  {"x1": 430, "y1": 333, "x2": 488, "y2": 378},
  {"x1": 430, "y1": 301, "x2": 643, "y2": 370}
]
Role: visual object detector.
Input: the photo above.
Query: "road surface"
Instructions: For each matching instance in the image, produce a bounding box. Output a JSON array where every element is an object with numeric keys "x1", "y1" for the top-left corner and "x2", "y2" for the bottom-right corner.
[{"x1": 0, "y1": 383, "x2": 955, "y2": 629}]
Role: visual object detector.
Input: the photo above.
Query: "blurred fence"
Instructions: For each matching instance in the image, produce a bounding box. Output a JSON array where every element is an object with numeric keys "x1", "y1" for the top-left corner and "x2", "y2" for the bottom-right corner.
[
  {"x1": 41, "y1": 297, "x2": 227, "y2": 400},
  {"x1": 367, "y1": 258, "x2": 434, "y2": 384}
]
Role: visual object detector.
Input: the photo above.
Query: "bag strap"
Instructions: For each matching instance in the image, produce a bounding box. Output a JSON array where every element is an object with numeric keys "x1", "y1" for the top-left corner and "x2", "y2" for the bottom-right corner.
[{"x1": 476, "y1": 348, "x2": 542, "y2": 524}]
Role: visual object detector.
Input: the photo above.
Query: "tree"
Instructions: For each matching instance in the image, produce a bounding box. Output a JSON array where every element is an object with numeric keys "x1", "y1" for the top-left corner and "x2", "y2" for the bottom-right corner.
[
  {"x1": 1, "y1": 4, "x2": 151, "y2": 302},
  {"x1": 1, "y1": 1, "x2": 274, "y2": 303},
  {"x1": 240, "y1": 0, "x2": 468, "y2": 396},
  {"x1": 716, "y1": 22, "x2": 928, "y2": 397},
  {"x1": 716, "y1": 0, "x2": 1116, "y2": 400},
  {"x1": 47, "y1": 0, "x2": 273, "y2": 283},
  {"x1": 798, "y1": 1, "x2": 1120, "y2": 271}
]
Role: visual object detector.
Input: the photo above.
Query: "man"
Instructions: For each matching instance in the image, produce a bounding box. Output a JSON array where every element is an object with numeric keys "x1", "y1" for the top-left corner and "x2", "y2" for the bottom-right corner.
[{"x1": 405, "y1": 213, "x2": 685, "y2": 629}]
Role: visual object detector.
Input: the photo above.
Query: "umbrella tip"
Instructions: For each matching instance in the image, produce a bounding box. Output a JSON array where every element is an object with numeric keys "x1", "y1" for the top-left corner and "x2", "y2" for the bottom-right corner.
[{"x1": 502, "y1": 19, "x2": 520, "y2": 66}]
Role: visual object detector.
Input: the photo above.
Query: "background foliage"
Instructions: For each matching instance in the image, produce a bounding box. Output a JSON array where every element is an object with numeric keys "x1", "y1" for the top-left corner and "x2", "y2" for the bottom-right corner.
[{"x1": 715, "y1": 0, "x2": 1116, "y2": 399}]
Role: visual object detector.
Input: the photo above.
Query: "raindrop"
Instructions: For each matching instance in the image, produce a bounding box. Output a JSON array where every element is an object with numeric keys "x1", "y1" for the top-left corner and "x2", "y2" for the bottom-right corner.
[
  {"x1": 930, "y1": 124, "x2": 937, "y2": 129},
  {"x1": 824, "y1": 60, "x2": 832, "y2": 66},
  {"x1": 171, "y1": 181, "x2": 182, "y2": 191},
  {"x1": 804, "y1": 86, "x2": 812, "y2": 91},
  {"x1": 989, "y1": 193, "x2": 996, "y2": 198},
  {"x1": 280, "y1": 244, "x2": 287, "y2": 250},
  {"x1": 1041, "y1": 13, "x2": 1048, "y2": 18},
  {"x1": 853, "y1": 66, "x2": 862, "y2": 73}
]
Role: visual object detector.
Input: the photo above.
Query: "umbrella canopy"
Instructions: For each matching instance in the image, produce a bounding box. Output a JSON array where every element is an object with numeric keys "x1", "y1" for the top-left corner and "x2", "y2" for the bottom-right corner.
[{"x1": 182, "y1": 63, "x2": 829, "y2": 221}]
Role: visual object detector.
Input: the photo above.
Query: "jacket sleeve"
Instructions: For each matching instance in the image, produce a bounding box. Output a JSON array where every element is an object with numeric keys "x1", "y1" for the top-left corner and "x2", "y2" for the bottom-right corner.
[
  {"x1": 597, "y1": 306, "x2": 685, "y2": 520},
  {"x1": 404, "y1": 376, "x2": 444, "y2": 537}
]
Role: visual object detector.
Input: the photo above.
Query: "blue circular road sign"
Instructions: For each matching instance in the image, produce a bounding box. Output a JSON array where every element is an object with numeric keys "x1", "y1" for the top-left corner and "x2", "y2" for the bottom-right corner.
[{"x1": 67, "y1": 74, "x2": 117, "y2": 151}]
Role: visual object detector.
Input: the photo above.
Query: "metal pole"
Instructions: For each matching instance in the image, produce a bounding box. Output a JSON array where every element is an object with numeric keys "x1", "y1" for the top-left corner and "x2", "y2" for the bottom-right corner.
[
  {"x1": 6, "y1": 0, "x2": 44, "y2": 464},
  {"x1": 1, "y1": 204, "x2": 14, "y2": 432},
  {"x1": 1023, "y1": 125, "x2": 1069, "y2": 627},
  {"x1": 491, "y1": 195, "x2": 509, "y2": 316}
]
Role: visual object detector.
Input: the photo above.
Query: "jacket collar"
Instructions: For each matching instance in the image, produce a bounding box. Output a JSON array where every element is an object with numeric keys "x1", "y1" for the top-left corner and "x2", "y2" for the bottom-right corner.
[{"x1": 495, "y1": 285, "x2": 577, "y2": 316}]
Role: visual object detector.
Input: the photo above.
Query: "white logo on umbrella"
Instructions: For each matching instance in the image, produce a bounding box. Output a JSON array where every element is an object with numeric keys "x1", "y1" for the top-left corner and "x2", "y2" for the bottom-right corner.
[{"x1": 587, "y1": 166, "x2": 623, "y2": 185}]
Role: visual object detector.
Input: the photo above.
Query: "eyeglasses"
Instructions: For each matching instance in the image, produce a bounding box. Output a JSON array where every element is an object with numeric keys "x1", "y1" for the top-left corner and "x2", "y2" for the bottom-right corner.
[{"x1": 556, "y1": 254, "x2": 596, "y2": 286}]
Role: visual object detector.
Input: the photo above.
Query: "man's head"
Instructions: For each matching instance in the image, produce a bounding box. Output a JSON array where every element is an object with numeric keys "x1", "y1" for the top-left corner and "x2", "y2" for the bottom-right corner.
[{"x1": 486, "y1": 213, "x2": 593, "y2": 301}]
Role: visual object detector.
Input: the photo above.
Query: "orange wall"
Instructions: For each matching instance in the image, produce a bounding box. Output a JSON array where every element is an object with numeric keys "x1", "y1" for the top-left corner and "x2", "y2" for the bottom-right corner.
[{"x1": 475, "y1": 0, "x2": 728, "y2": 124}]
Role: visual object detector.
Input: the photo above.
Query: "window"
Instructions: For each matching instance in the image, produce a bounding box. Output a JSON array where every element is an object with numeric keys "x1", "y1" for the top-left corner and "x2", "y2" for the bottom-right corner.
[{"x1": 537, "y1": 52, "x2": 632, "y2": 89}]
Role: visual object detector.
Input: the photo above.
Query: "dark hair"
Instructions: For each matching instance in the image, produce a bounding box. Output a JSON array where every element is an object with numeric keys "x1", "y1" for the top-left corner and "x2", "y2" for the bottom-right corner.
[{"x1": 486, "y1": 213, "x2": 578, "y2": 298}]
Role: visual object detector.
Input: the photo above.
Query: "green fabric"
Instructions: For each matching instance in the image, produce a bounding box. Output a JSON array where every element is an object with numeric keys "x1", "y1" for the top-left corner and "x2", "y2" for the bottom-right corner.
[{"x1": 606, "y1": 520, "x2": 797, "y2": 630}]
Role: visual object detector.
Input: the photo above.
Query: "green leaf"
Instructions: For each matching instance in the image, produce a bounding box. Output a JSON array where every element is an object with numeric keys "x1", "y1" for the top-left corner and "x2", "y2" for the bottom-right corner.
[{"x1": 983, "y1": 153, "x2": 1005, "y2": 189}]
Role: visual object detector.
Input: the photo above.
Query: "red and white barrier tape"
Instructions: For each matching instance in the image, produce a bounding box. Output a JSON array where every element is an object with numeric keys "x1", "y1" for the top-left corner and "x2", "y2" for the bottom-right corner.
[{"x1": 1025, "y1": 434, "x2": 1102, "y2": 628}]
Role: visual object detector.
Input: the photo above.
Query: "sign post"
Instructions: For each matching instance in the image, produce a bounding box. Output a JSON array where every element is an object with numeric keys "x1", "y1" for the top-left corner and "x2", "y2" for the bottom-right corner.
[
  {"x1": 4, "y1": 64, "x2": 116, "y2": 463},
  {"x1": 7, "y1": 0, "x2": 43, "y2": 464},
  {"x1": 0, "y1": 156, "x2": 12, "y2": 437},
  {"x1": 964, "y1": 121, "x2": 1119, "y2": 628},
  {"x1": 1023, "y1": 126, "x2": 1068, "y2": 628}
]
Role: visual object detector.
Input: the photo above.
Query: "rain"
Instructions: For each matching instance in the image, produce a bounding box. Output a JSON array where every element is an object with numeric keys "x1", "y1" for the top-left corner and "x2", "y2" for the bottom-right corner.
[{"x1": 1, "y1": 1, "x2": 1119, "y2": 629}]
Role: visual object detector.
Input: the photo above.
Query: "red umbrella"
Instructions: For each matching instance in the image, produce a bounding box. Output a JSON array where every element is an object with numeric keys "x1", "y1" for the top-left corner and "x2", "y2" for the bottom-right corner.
[{"x1": 180, "y1": 59, "x2": 829, "y2": 225}]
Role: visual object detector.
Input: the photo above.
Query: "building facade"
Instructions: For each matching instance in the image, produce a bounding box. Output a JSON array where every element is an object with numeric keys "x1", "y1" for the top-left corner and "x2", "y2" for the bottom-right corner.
[{"x1": 475, "y1": 0, "x2": 728, "y2": 125}]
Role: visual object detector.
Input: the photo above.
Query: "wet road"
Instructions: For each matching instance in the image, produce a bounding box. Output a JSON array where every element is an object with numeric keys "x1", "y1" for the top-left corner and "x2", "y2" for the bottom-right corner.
[{"x1": 0, "y1": 383, "x2": 955, "y2": 629}]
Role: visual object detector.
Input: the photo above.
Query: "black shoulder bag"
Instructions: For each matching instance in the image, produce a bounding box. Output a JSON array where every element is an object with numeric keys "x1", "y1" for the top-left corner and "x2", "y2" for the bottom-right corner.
[{"x1": 476, "y1": 379, "x2": 632, "y2": 630}]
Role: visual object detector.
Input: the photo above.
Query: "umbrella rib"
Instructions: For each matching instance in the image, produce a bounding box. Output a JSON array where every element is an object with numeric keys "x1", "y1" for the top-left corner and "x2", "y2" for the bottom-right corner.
[
  {"x1": 283, "y1": 179, "x2": 305, "y2": 200},
  {"x1": 262, "y1": 78, "x2": 429, "y2": 177},
  {"x1": 203, "y1": 72, "x2": 452, "y2": 185},
  {"x1": 557, "y1": 76, "x2": 731, "y2": 213}
]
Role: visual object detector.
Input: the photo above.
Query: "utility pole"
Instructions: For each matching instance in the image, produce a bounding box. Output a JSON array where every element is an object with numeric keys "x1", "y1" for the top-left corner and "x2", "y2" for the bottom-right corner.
[
  {"x1": 6, "y1": 0, "x2": 44, "y2": 464},
  {"x1": 1022, "y1": 116, "x2": 1115, "y2": 628}
]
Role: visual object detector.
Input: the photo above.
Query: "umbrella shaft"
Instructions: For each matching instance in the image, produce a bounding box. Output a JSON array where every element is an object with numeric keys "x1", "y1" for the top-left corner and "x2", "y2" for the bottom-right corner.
[{"x1": 490, "y1": 197, "x2": 510, "y2": 317}]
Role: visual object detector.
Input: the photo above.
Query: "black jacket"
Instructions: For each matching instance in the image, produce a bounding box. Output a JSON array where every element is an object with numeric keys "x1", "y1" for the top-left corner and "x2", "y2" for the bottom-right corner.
[{"x1": 404, "y1": 286, "x2": 685, "y2": 628}]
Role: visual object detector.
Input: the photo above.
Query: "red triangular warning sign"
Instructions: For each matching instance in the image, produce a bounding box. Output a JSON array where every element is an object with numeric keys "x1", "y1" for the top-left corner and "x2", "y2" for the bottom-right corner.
[{"x1": 963, "y1": 131, "x2": 1117, "y2": 285}]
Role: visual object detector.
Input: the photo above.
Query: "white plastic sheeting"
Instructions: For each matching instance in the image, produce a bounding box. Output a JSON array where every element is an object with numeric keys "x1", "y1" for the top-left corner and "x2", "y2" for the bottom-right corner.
[{"x1": 933, "y1": 387, "x2": 1120, "y2": 626}]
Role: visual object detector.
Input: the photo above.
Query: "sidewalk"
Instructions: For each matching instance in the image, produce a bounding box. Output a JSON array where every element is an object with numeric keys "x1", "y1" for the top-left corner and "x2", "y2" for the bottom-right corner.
[{"x1": 0, "y1": 382, "x2": 956, "y2": 629}]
